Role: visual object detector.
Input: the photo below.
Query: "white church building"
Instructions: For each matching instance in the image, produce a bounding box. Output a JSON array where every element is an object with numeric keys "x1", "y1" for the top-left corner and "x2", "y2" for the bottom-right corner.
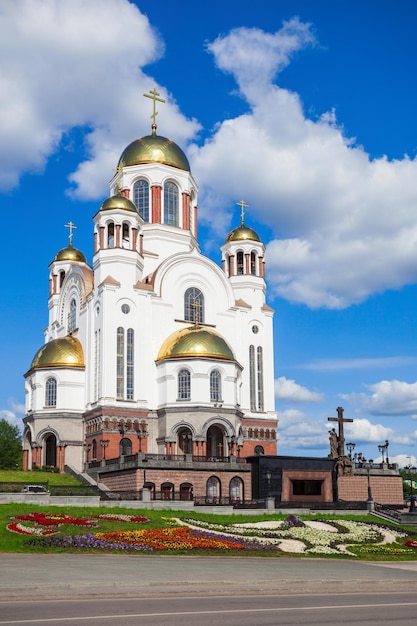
[{"x1": 22, "y1": 92, "x2": 278, "y2": 501}]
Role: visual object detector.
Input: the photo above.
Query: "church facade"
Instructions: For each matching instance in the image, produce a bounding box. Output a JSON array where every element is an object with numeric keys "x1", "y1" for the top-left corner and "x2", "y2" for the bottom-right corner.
[{"x1": 22, "y1": 93, "x2": 278, "y2": 501}]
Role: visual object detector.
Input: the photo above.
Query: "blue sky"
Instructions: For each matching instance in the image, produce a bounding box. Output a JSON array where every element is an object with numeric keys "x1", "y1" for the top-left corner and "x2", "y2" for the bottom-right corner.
[{"x1": 1, "y1": 0, "x2": 417, "y2": 466}]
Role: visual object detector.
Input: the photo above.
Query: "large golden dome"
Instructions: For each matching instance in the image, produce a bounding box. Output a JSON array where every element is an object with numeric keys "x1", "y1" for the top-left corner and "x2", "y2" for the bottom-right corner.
[
  {"x1": 226, "y1": 223, "x2": 260, "y2": 243},
  {"x1": 99, "y1": 193, "x2": 138, "y2": 213},
  {"x1": 119, "y1": 132, "x2": 190, "y2": 172},
  {"x1": 157, "y1": 326, "x2": 235, "y2": 362},
  {"x1": 54, "y1": 245, "x2": 87, "y2": 263},
  {"x1": 30, "y1": 336, "x2": 85, "y2": 370}
]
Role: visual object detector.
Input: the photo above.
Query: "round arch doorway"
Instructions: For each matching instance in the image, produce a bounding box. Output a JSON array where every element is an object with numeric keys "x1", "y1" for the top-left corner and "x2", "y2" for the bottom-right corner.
[
  {"x1": 44, "y1": 433, "x2": 57, "y2": 467},
  {"x1": 207, "y1": 425, "x2": 225, "y2": 459}
]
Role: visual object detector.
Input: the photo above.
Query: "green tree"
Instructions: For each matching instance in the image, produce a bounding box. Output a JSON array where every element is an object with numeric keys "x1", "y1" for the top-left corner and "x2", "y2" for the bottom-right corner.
[{"x1": 0, "y1": 419, "x2": 22, "y2": 469}]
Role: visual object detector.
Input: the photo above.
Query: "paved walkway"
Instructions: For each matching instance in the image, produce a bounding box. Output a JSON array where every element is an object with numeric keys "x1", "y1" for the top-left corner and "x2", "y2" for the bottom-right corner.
[{"x1": 1, "y1": 555, "x2": 417, "y2": 600}]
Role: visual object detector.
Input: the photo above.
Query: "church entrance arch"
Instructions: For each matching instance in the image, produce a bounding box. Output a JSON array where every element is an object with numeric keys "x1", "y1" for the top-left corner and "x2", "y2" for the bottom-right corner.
[
  {"x1": 207, "y1": 425, "x2": 225, "y2": 459},
  {"x1": 45, "y1": 434, "x2": 57, "y2": 467},
  {"x1": 178, "y1": 428, "x2": 192, "y2": 455}
]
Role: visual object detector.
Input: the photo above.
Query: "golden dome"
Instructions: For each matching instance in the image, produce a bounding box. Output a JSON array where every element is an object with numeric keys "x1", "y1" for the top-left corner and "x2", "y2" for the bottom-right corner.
[
  {"x1": 119, "y1": 133, "x2": 190, "y2": 172},
  {"x1": 31, "y1": 336, "x2": 85, "y2": 370},
  {"x1": 54, "y1": 245, "x2": 87, "y2": 263},
  {"x1": 226, "y1": 223, "x2": 260, "y2": 243},
  {"x1": 157, "y1": 326, "x2": 235, "y2": 362},
  {"x1": 99, "y1": 193, "x2": 138, "y2": 213}
]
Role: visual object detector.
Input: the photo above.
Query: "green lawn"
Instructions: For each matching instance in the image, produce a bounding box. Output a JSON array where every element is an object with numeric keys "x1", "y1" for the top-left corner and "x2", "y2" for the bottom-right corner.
[{"x1": 0, "y1": 469, "x2": 83, "y2": 486}]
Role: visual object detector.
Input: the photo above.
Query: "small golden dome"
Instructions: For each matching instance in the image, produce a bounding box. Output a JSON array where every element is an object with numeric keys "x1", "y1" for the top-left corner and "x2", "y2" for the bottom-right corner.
[
  {"x1": 100, "y1": 193, "x2": 138, "y2": 213},
  {"x1": 119, "y1": 133, "x2": 190, "y2": 172},
  {"x1": 31, "y1": 336, "x2": 85, "y2": 370},
  {"x1": 157, "y1": 326, "x2": 235, "y2": 362},
  {"x1": 54, "y1": 245, "x2": 87, "y2": 263},
  {"x1": 226, "y1": 223, "x2": 260, "y2": 243}
]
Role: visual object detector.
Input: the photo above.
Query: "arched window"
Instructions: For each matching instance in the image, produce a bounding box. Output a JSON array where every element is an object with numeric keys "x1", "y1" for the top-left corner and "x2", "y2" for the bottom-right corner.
[
  {"x1": 178, "y1": 369, "x2": 191, "y2": 400},
  {"x1": 116, "y1": 327, "x2": 134, "y2": 400},
  {"x1": 116, "y1": 327, "x2": 124, "y2": 399},
  {"x1": 184, "y1": 287, "x2": 204, "y2": 323},
  {"x1": 257, "y1": 346, "x2": 264, "y2": 411},
  {"x1": 178, "y1": 428, "x2": 192, "y2": 454},
  {"x1": 107, "y1": 222, "x2": 114, "y2": 248},
  {"x1": 45, "y1": 377, "x2": 57, "y2": 407},
  {"x1": 161, "y1": 482, "x2": 175, "y2": 500},
  {"x1": 126, "y1": 328, "x2": 134, "y2": 400},
  {"x1": 92, "y1": 439, "x2": 97, "y2": 460},
  {"x1": 119, "y1": 437, "x2": 132, "y2": 456},
  {"x1": 210, "y1": 370, "x2": 222, "y2": 402},
  {"x1": 180, "y1": 482, "x2": 193, "y2": 501},
  {"x1": 229, "y1": 477, "x2": 244, "y2": 502},
  {"x1": 69, "y1": 298, "x2": 77, "y2": 332},
  {"x1": 164, "y1": 181, "x2": 179, "y2": 226},
  {"x1": 251, "y1": 251, "x2": 257, "y2": 275},
  {"x1": 133, "y1": 179, "x2": 149, "y2": 222},
  {"x1": 206, "y1": 476, "x2": 221, "y2": 503},
  {"x1": 59, "y1": 270, "x2": 65, "y2": 288},
  {"x1": 122, "y1": 223, "x2": 130, "y2": 248},
  {"x1": 249, "y1": 344, "x2": 264, "y2": 411},
  {"x1": 236, "y1": 251, "x2": 244, "y2": 275}
]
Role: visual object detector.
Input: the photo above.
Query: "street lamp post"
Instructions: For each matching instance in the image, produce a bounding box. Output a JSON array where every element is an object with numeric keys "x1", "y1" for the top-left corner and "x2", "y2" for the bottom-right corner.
[
  {"x1": 365, "y1": 459, "x2": 374, "y2": 511},
  {"x1": 137, "y1": 428, "x2": 148, "y2": 453},
  {"x1": 346, "y1": 442, "x2": 355, "y2": 458},
  {"x1": 266, "y1": 470, "x2": 272, "y2": 498},
  {"x1": 405, "y1": 465, "x2": 416, "y2": 513}
]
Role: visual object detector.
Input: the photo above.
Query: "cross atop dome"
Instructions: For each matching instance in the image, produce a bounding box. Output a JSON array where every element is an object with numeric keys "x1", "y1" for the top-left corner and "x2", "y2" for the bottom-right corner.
[
  {"x1": 64, "y1": 221, "x2": 77, "y2": 247},
  {"x1": 236, "y1": 199, "x2": 249, "y2": 226},
  {"x1": 143, "y1": 88, "x2": 166, "y2": 134}
]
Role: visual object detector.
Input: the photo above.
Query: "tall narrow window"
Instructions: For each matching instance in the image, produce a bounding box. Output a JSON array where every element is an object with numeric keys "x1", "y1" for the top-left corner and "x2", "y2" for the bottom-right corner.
[
  {"x1": 45, "y1": 377, "x2": 57, "y2": 407},
  {"x1": 69, "y1": 299, "x2": 77, "y2": 332},
  {"x1": 164, "y1": 181, "x2": 179, "y2": 226},
  {"x1": 178, "y1": 369, "x2": 191, "y2": 400},
  {"x1": 133, "y1": 179, "x2": 149, "y2": 222},
  {"x1": 122, "y1": 223, "x2": 130, "y2": 248},
  {"x1": 94, "y1": 329, "x2": 101, "y2": 402},
  {"x1": 116, "y1": 327, "x2": 134, "y2": 400},
  {"x1": 184, "y1": 287, "x2": 204, "y2": 323},
  {"x1": 107, "y1": 223, "x2": 115, "y2": 248},
  {"x1": 126, "y1": 328, "x2": 134, "y2": 400},
  {"x1": 249, "y1": 345, "x2": 256, "y2": 411},
  {"x1": 251, "y1": 251, "x2": 257, "y2": 275},
  {"x1": 257, "y1": 346, "x2": 264, "y2": 411},
  {"x1": 249, "y1": 344, "x2": 264, "y2": 411},
  {"x1": 236, "y1": 251, "x2": 244, "y2": 275},
  {"x1": 210, "y1": 370, "x2": 222, "y2": 402},
  {"x1": 116, "y1": 327, "x2": 124, "y2": 399}
]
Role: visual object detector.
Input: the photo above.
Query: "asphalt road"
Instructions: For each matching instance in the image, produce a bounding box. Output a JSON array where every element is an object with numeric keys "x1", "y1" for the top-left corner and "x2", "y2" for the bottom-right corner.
[
  {"x1": 2, "y1": 592, "x2": 417, "y2": 625},
  {"x1": 1, "y1": 555, "x2": 417, "y2": 625}
]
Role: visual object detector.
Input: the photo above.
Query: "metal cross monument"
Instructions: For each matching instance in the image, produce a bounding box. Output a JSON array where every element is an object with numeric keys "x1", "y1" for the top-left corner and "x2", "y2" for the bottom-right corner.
[{"x1": 328, "y1": 406, "x2": 353, "y2": 457}]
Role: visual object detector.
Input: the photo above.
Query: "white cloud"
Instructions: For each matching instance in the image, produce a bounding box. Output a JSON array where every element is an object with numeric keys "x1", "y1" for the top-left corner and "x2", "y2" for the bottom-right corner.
[
  {"x1": 193, "y1": 21, "x2": 417, "y2": 309},
  {"x1": 0, "y1": 398, "x2": 24, "y2": 431},
  {"x1": 3, "y1": 7, "x2": 417, "y2": 310},
  {"x1": 275, "y1": 376, "x2": 323, "y2": 403},
  {"x1": 345, "y1": 380, "x2": 417, "y2": 418},
  {"x1": 344, "y1": 417, "x2": 405, "y2": 445},
  {"x1": 277, "y1": 409, "x2": 329, "y2": 450},
  {"x1": 0, "y1": 0, "x2": 199, "y2": 196}
]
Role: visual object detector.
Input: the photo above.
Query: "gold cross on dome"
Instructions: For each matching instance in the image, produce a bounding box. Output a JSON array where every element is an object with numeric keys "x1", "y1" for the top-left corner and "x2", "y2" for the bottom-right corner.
[
  {"x1": 236, "y1": 199, "x2": 249, "y2": 225},
  {"x1": 143, "y1": 88, "x2": 166, "y2": 128},
  {"x1": 65, "y1": 221, "x2": 77, "y2": 247},
  {"x1": 191, "y1": 299, "x2": 201, "y2": 328}
]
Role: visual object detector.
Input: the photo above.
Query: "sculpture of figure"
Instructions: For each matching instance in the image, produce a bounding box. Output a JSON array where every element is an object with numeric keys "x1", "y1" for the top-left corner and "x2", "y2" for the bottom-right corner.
[{"x1": 329, "y1": 428, "x2": 338, "y2": 458}]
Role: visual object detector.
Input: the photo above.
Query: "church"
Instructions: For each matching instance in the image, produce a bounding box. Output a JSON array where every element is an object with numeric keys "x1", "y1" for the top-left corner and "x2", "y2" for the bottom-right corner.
[{"x1": 22, "y1": 90, "x2": 278, "y2": 502}]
